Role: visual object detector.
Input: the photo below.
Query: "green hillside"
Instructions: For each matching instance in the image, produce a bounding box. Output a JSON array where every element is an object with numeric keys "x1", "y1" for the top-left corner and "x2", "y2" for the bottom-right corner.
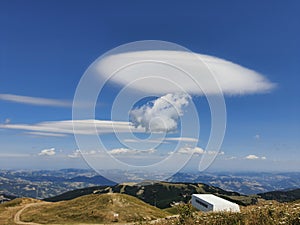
[
  {"x1": 45, "y1": 181, "x2": 257, "y2": 208},
  {"x1": 258, "y1": 188, "x2": 300, "y2": 202},
  {"x1": 21, "y1": 193, "x2": 170, "y2": 224}
]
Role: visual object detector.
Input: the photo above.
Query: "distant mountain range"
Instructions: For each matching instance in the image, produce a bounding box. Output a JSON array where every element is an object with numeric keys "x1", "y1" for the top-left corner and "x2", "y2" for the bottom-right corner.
[
  {"x1": 1, "y1": 169, "x2": 300, "y2": 203},
  {"x1": 169, "y1": 171, "x2": 300, "y2": 194},
  {"x1": 0, "y1": 169, "x2": 115, "y2": 198}
]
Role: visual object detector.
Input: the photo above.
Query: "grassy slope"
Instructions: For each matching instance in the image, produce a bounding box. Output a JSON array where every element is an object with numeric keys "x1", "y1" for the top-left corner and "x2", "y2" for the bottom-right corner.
[
  {"x1": 1, "y1": 196, "x2": 299, "y2": 225},
  {"x1": 45, "y1": 181, "x2": 256, "y2": 208},
  {"x1": 0, "y1": 198, "x2": 39, "y2": 225},
  {"x1": 21, "y1": 193, "x2": 170, "y2": 224}
]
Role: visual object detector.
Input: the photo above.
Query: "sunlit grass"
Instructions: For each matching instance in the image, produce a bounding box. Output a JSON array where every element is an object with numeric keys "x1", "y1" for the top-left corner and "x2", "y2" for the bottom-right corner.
[{"x1": 141, "y1": 201, "x2": 300, "y2": 225}]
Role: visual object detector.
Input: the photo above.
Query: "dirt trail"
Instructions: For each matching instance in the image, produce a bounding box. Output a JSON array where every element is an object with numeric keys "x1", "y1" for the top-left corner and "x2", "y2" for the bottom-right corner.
[{"x1": 14, "y1": 202, "x2": 49, "y2": 225}]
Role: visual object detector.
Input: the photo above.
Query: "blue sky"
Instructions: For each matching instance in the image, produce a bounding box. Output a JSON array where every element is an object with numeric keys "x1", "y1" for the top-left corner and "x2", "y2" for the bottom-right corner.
[{"x1": 0, "y1": 1, "x2": 299, "y2": 173}]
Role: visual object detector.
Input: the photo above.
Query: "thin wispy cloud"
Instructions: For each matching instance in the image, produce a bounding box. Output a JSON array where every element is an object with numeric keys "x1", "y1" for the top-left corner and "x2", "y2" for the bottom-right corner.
[
  {"x1": 123, "y1": 139, "x2": 165, "y2": 144},
  {"x1": 164, "y1": 137, "x2": 198, "y2": 143},
  {"x1": 0, "y1": 119, "x2": 144, "y2": 136},
  {"x1": 123, "y1": 137, "x2": 198, "y2": 143},
  {"x1": 224, "y1": 156, "x2": 238, "y2": 160},
  {"x1": 25, "y1": 132, "x2": 67, "y2": 137},
  {"x1": 68, "y1": 149, "x2": 97, "y2": 158},
  {"x1": 108, "y1": 148, "x2": 156, "y2": 155},
  {"x1": 0, "y1": 93, "x2": 72, "y2": 107},
  {"x1": 97, "y1": 50, "x2": 276, "y2": 95},
  {"x1": 0, "y1": 153, "x2": 31, "y2": 157},
  {"x1": 170, "y1": 146, "x2": 224, "y2": 155}
]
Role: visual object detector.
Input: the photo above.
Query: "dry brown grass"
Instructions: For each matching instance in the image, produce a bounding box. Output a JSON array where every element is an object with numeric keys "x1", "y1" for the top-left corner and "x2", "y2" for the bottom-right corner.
[
  {"x1": 139, "y1": 200, "x2": 300, "y2": 225},
  {"x1": 1, "y1": 197, "x2": 300, "y2": 225},
  {"x1": 0, "y1": 198, "x2": 40, "y2": 225},
  {"x1": 21, "y1": 193, "x2": 170, "y2": 224}
]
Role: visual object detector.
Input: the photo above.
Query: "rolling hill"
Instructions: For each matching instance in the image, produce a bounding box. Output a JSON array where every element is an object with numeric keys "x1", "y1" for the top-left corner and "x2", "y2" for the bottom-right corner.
[
  {"x1": 21, "y1": 193, "x2": 170, "y2": 224},
  {"x1": 45, "y1": 181, "x2": 257, "y2": 208},
  {"x1": 1, "y1": 194, "x2": 300, "y2": 225},
  {"x1": 0, "y1": 192, "x2": 16, "y2": 203},
  {"x1": 258, "y1": 188, "x2": 300, "y2": 202}
]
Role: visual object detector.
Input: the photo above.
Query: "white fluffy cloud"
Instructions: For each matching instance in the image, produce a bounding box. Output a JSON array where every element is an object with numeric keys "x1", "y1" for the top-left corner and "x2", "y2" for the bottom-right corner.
[
  {"x1": 177, "y1": 146, "x2": 205, "y2": 155},
  {"x1": 130, "y1": 93, "x2": 190, "y2": 132},
  {"x1": 97, "y1": 50, "x2": 275, "y2": 95},
  {"x1": 0, "y1": 93, "x2": 71, "y2": 107},
  {"x1": 245, "y1": 154, "x2": 259, "y2": 160},
  {"x1": 38, "y1": 148, "x2": 56, "y2": 156},
  {"x1": 173, "y1": 146, "x2": 224, "y2": 155},
  {"x1": 245, "y1": 154, "x2": 266, "y2": 160},
  {"x1": 108, "y1": 148, "x2": 156, "y2": 155}
]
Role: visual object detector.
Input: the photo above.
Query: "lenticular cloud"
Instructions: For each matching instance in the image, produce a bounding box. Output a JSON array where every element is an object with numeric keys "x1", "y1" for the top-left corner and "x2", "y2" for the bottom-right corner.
[
  {"x1": 96, "y1": 50, "x2": 275, "y2": 95},
  {"x1": 130, "y1": 93, "x2": 191, "y2": 133}
]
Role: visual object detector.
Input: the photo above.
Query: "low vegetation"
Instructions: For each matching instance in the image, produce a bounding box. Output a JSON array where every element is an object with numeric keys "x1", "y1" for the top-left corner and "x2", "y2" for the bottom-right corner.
[
  {"x1": 1, "y1": 194, "x2": 299, "y2": 225},
  {"x1": 143, "y1": 200, "x2": 300, "y2": 225}
]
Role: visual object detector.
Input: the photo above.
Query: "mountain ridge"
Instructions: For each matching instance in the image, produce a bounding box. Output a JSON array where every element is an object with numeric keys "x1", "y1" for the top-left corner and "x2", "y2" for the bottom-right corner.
[
  {"x1": 44, "y1": 181, "x2": 257, "y2": 208},
  {"x1": 258, "y1": 188, "x2": 300, "y2": 202}
]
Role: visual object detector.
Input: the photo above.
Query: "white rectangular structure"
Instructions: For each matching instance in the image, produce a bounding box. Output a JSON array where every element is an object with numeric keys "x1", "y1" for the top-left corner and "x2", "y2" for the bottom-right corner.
[{"x1": 191, "y1": 194, "x2": 240, "y2": 212}]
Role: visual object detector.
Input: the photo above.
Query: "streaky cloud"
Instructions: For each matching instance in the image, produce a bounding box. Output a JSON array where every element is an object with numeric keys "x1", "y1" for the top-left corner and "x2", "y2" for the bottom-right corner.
[
  {"x1": 0, "y1": 93, "x2": 72, "y2": 107},
  {"x1": 0, "y1": 119, "x2": 144, "y2": 136},
  {"x1": 108, "y1": 148, "x2": 156, "y2": 155}
]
